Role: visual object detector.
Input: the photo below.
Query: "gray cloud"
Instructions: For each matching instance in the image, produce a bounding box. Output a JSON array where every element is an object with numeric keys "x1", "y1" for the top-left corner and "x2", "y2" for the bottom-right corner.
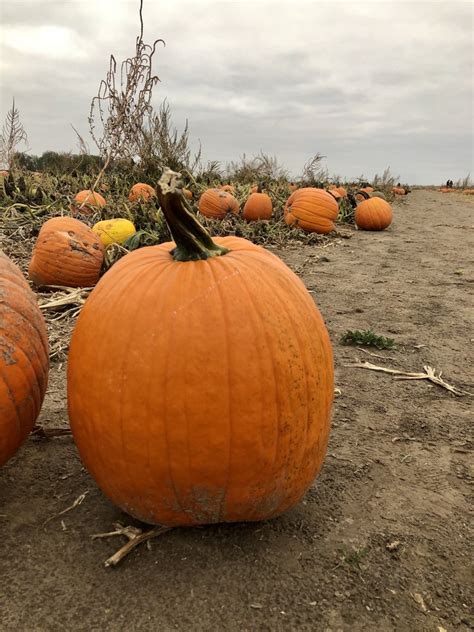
[{"x1": 1, "y1": 0, "x2": 472, "y2": 183}]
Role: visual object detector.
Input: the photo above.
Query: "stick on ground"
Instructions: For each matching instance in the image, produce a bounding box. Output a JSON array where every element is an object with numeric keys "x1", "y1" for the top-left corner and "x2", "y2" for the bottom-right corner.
[{"x1": 92, "y1": 522, "x2": 172, "y2": 567}]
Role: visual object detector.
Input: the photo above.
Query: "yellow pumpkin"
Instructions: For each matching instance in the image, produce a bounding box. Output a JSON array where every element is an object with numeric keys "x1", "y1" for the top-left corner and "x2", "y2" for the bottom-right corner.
[{"x1": 92, "y1": 219, "x2": 136, "y2": 247}]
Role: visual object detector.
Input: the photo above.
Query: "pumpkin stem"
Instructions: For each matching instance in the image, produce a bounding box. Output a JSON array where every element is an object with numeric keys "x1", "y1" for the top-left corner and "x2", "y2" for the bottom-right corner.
[{"x1": 157, "y1": 168, "x2": 229, "y2": 262}]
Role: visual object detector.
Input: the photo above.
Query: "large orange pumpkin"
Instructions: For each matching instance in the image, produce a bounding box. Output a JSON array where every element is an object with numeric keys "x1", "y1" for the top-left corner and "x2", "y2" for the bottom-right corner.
[
  {"x1": 198, "y1": 188, "x2": 240, "y2": 219},
  {"x1": 1, "y1": 253, "x2": 49, "y2": 466},
  {"x1": 285, "y1": 187, "x2": 339, "y2": 234},
  {"x1": 71, "y1": 190, "x2": 106, "y2": 215},
  {"x1": 67, "y1": 169, "x2": 334, "y2": 527},
  {"x1": 129, "y1": 183, "x2": 157, "y2": 202},
  {"x1": 242, "y1": 186, "x2": 272, "y2": 221},
  {"x1": 355, "y1": 198, "x2": 393, "y2": 231},
  {"x1": 29, "y1": 217, "x2": 104, "y2": 288}
]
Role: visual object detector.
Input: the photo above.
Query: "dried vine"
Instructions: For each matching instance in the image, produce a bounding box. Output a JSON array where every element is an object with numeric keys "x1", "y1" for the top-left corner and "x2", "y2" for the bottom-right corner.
[{"x1": 87, "y1": 0, "x2": 164, "y2": 195}]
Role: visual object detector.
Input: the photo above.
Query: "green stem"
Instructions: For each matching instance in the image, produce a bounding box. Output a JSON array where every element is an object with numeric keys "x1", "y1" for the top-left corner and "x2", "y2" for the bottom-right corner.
[{"x1": 156, "y1": 168, "x2": 230, "y2": 262}]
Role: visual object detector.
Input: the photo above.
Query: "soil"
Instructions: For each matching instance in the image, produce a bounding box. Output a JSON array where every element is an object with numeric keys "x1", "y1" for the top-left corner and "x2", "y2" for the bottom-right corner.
[{"x1": 1, "y1": 190, "x2": 473, "y2": 631}]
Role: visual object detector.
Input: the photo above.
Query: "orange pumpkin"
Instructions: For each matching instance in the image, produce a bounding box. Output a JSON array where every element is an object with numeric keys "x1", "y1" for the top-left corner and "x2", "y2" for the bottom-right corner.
[
  {"x1": 1, "y1": 253, "x2": 49, "y2": 467},
  {"x1": 71, "y1": 190, "x2": 106, "y2": 215},
  {"x1": 129, "y1": 183, "x2": 157, "y2": 202},
  {"x1": 183, "y1": 188, "x2": 193, "y2": 200},
  {"x1": 243, "y1": 186, "x2": 272, "y2": 221},
  {"x1": 67, "y1": 168, "x2": 334, "y2": 527},
  {"x1": 392, "y1": 187, "x2": 406, "y2": 195},
  {"x1": 198, "y1": 188, "x2": 239, "y2": 219},
  {"x1": 219, "y1": 184, "x2": 235, "y2": 193},
  {"x1": 363, "y1": 186, "x2": 374, "y2": 193},
  {"x1": 285, "y1": 188, "x2": 339, "y2": 234},
  {"x1": 355, "y1": 198, "x2": 393, "y2": 231},
  {"x1": 29, "y1": 217, "x2": 104, "y2": 288},
  {"x1": 329, "y1": 189, "x2": 342, "y2": 203},
  {"x1": 355, "y1": 189, "x2": 371, "y2": 202},
  {"x1": 334, "y1": 186, "x2": 347, "y2": 198}
]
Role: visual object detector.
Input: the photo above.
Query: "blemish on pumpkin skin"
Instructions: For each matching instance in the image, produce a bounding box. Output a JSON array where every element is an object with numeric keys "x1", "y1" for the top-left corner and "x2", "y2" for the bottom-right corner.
[
  {"x1": 1, "y1": 343, "x2": 17, "y2": 365},
  {"x1": 68, "y1": 239, "x2": 95, "y2": 257}
]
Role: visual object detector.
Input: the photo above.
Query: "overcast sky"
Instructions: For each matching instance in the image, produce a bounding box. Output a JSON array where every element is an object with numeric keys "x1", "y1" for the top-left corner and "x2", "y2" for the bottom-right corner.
[{"x1": 1, "y1": 0, "x2": 472, "y2": 183}]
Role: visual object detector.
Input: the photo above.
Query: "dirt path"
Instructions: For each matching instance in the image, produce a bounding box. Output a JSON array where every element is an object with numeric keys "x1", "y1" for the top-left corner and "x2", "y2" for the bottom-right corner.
[{"x1": 1, "y1": 190, "x2": 472, "y2": 631}]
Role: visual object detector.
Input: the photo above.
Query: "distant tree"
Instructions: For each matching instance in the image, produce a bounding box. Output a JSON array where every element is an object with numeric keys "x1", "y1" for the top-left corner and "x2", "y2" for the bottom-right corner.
[{"x1": 14, "y1": 152, "x2": 40, "y2": 171}]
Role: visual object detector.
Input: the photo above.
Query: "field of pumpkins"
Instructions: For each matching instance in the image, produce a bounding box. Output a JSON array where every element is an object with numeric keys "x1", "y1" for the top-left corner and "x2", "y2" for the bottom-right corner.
[{"x1": 1, "y1": 166, "x2": 472, "y2": 630}]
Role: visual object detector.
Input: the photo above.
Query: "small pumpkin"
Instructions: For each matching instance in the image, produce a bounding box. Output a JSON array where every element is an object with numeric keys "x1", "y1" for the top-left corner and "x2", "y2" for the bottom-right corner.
[
  {"x1": 329, "y1": 189, "x2": 342, "y2": 203},
  {"x1": 71, "y1": 190, "x2": 106, "y2": 215},
  {"x1": 334, "y1": 186, "x2": 347, "y2": 198},
  {"x1": 219, "y1": 184, "x2": 235, "y2": 193},
  {"x1": 67, "y1": 168, "x2": 334, "y2": 527},
  {"x1": 355, "y1": 189, "x2": 371, "y2": 202},
  {"x1": 183, "y1": 188, "x2": 193, "y2": 200},
  {"x1": 392, "y1": 187, "x2": 406, "y2": 195},
  {"x1": 243, "y1": 185, "x2": 272, "y2": 221},
  {"x1": 92, "y1": 219, "x2": 136, "y2": 247},
  {"x1": 129, "y1": 183, "x2": 157, "y2": 203},
  {"x1": 198, "y1": 188, "x2": 239, "y2": 219},
  {"x1": 29, "y1": 217, "x2": 104, "y2": 287},
  {"x1": 285, "y1": 188, "x2": 339, "y2": 234},
  {"x1": 1, "y1": 253, "x2": 49, "y2": 467},
  {"x1": 355, "y1": 198, "x2": 393, "y2": 231}
]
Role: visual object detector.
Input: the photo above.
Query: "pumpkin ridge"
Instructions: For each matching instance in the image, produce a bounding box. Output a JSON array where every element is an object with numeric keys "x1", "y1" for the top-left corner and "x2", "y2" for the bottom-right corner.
[
  {"x1": 205, "y1": 258, "x2": 232, "y2": 522},
  {"x1": 0, "y1": 307, "x2": 48, "y2": 392},
  {"x1": 161, "y1": 266, "x2": 198, "y2": 518},
  {"x1": 235, "y1": 256, "x2": 282, "y2": 483},
  {"x1": 2, "y1": 284, "x2": 49, "y2": 360},
  {"x1": 258, "y1": 263, "x2": 311, "y2": 497},
  {"x1": 68, "y1": 261, "x2": 158, "y2": 502},
  {"x1": 1, "y1": 302, "x2": 47, "y2": 415},
  {"x1": 2, "y1": 341, "x2": 44, "y2": 417}
]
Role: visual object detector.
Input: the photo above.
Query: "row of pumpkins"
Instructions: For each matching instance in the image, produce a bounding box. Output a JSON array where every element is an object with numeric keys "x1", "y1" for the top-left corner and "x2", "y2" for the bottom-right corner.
[
  {"x1": 1, "y1": 170, "x2": 334, "y2": 527},
  {"x1": 439, "y1": 187, "x2": 474, "y2": 195},
  {"x1": 28, "y1": 182, "x2": 393, "y2": 290}
]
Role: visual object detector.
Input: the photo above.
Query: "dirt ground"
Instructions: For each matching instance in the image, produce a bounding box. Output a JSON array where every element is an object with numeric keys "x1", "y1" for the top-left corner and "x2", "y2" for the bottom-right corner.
[{"x1": 1, "y1": 190, "x2": 473, "y2": 631}]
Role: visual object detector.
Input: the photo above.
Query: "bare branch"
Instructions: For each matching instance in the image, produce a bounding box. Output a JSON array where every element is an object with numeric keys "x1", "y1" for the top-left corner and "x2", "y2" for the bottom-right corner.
[{"x1": 0, "y1": 98, "x2": 29, "y2": 170}]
